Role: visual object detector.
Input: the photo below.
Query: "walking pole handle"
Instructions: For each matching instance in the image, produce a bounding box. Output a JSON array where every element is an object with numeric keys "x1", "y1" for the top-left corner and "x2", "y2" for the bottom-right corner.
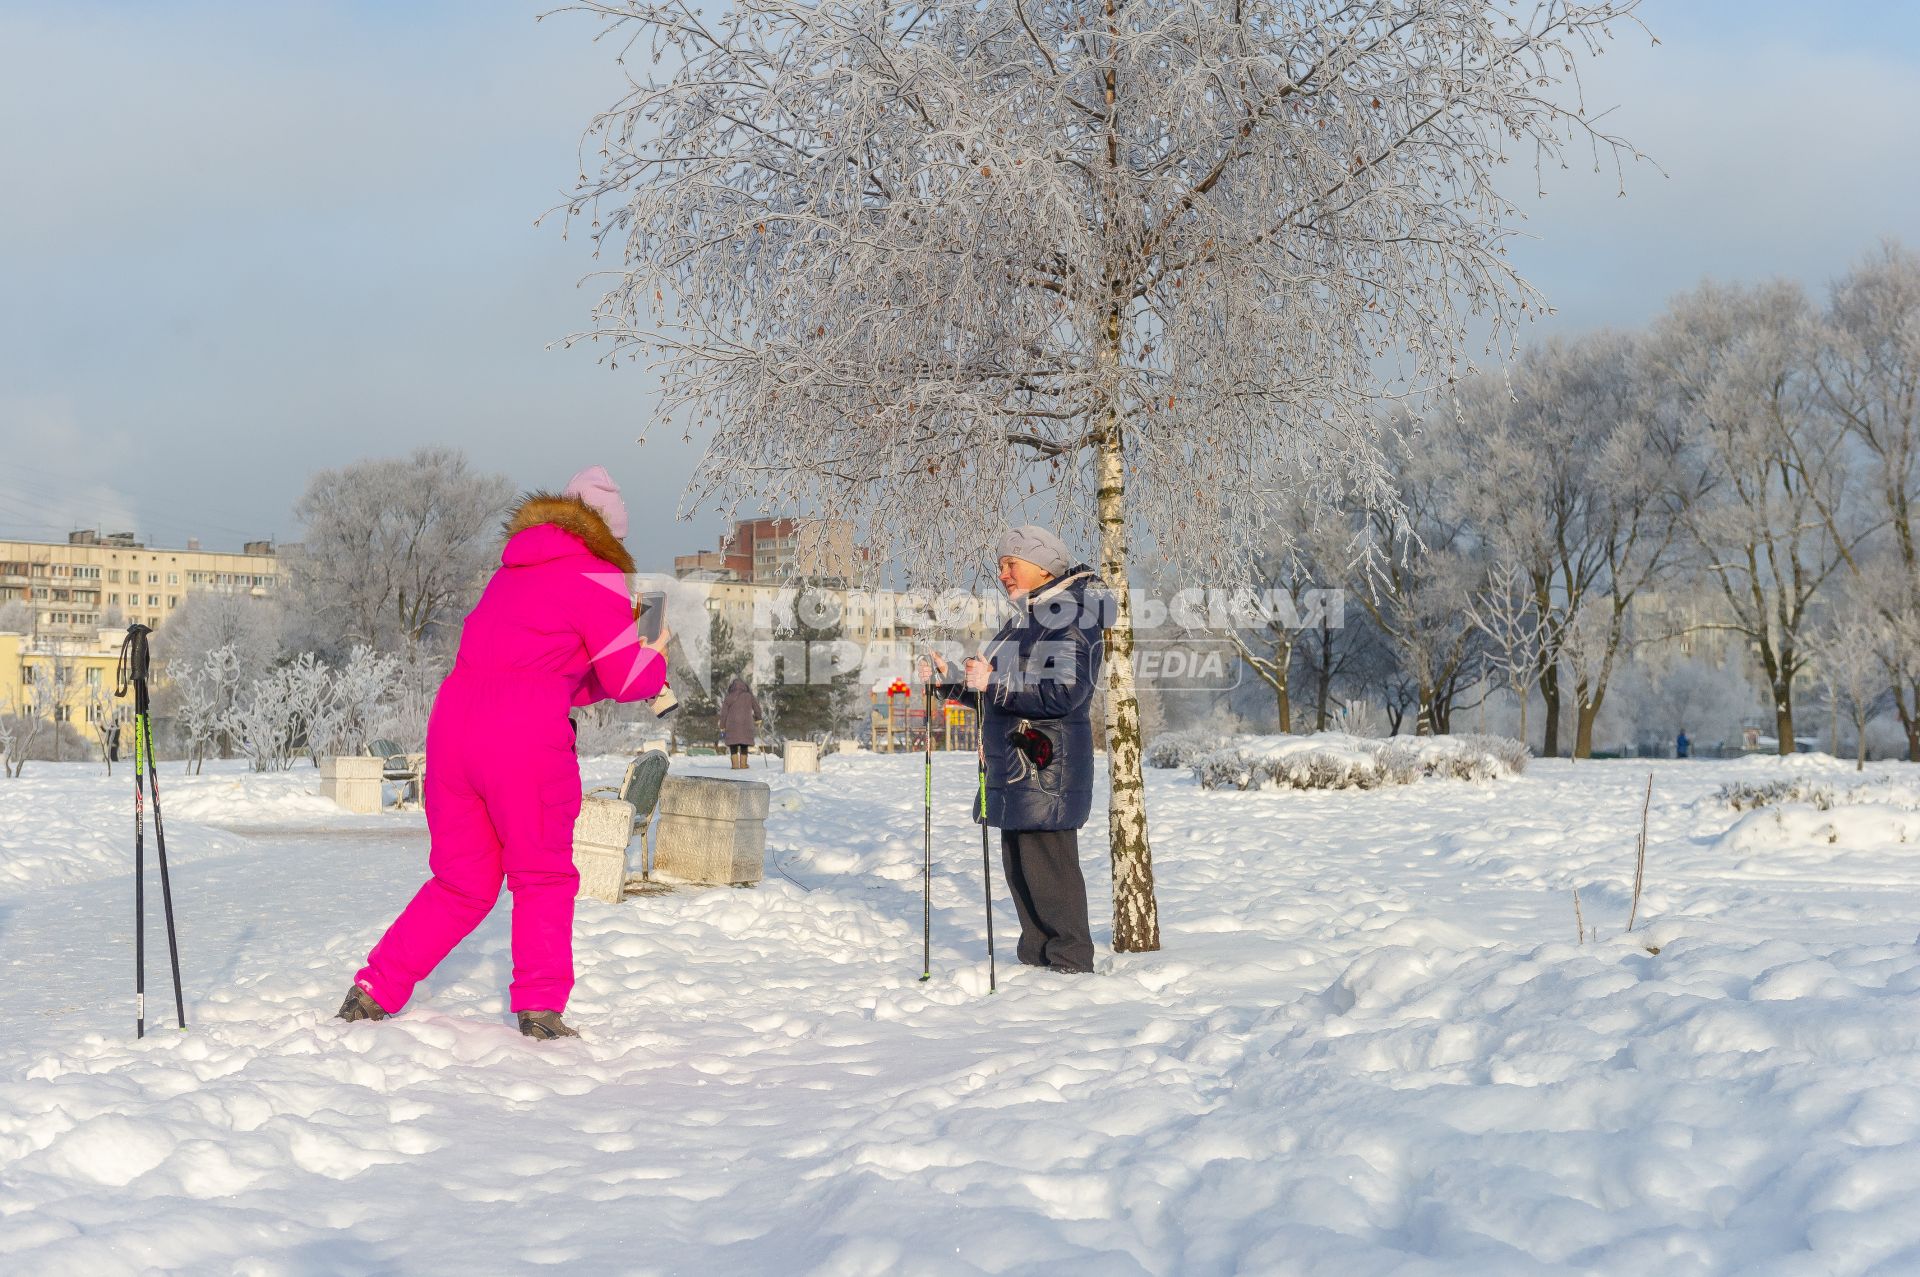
[{"x1": 116, "y1": 624, "x2": 153, "y2": 703}]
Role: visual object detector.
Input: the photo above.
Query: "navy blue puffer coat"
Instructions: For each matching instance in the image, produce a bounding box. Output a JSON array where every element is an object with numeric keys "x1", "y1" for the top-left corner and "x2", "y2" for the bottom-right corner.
[{"x1": 935, "y1": 565, "x2": 1111, "y2": 832}]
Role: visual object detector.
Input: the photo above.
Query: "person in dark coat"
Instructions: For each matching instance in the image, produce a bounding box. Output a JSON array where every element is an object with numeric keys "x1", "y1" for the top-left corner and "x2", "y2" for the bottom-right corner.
[
  {"x1": 719, "y1": 676, "x2": 761, "y2": 769},
  {"x1": 921, "y1": 525, "x2": 1109, "y2": 974}
]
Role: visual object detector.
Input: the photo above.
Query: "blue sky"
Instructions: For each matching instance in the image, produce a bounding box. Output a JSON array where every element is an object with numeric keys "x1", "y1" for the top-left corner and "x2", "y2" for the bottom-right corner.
[{"x1": 1, "y1": 2, "x2": 1917, "y2": 560}]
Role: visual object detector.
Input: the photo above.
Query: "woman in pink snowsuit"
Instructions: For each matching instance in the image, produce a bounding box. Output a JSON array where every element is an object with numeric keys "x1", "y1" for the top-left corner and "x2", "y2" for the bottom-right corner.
[{"x1": 336, "y1": 466, "x2": 668, "y2": 1040}]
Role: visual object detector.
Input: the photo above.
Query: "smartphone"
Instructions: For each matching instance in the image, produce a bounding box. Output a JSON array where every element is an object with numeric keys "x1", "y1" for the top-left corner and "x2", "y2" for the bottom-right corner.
[{"x1": 637, "y1": 591, "x2": 666, "y2": 643}]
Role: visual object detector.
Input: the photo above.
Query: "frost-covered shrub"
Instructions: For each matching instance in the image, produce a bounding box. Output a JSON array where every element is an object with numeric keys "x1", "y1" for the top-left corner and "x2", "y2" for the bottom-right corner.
[
  {"x1": 1271, "y1": 749, "x2": 1386, "y2": 791},
  {"x1": 1145, "y1": 729, "x2": 1226, "y2": 769},
  {"x1": 1192, "y1": 750, "x2": 1260, "y2": 791},
  {"x1": 1432, "y1": 734, "x2": 1532, "y2": 780},
  {"x1": 1374, "y1": 740, "x2": 1424, "y2": 787},
  {"x1": 1192, "y1": 732, "x2": 1528, "y2": 791},
  {"x1": 1719, "y1": 779, "x2": 1836, "y2": 811}
]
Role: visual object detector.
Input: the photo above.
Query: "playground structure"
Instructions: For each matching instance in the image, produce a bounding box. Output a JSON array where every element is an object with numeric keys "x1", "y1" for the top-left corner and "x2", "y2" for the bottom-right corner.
[{"x1": 869, "y1": 678, "x2": 980, "y2": 753}]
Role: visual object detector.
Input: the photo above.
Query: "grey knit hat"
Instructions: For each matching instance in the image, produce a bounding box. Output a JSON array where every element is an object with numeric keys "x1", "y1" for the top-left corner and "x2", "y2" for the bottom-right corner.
[{"x1": 995, "y1": 525, "x2": 1071, "y2": 576}]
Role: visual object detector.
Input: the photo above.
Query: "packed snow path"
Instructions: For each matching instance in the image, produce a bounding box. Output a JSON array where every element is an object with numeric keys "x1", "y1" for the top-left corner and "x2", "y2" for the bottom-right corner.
[{"x1": 3, "y1": 753, "x2": 1919, "y2": 1274}]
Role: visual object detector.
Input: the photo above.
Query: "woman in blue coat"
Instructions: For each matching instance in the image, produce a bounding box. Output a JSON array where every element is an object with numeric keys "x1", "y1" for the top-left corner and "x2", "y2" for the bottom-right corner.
[{"x1": 923, "y1": 526, "x2": 1109, "y2": 974}]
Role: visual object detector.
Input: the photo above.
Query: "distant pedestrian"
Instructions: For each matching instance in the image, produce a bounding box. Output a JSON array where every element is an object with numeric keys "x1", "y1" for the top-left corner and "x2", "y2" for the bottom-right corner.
[
  {"x1": 1676, "y1": 730, "x2": 1691, "y2": 760},
  {"x1": 720, "y1": 676, "x2": 762, "y2": 769}
]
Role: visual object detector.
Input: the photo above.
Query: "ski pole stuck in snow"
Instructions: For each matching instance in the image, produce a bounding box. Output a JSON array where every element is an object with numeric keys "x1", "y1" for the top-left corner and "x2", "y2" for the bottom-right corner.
[
  {"x1": 115, "y1": 623, "x2": 187, "y2": 1038},
  {"x1": 977, "y1": 685, "x2": 995, "y2": 994},
  {"x1": 920, "y1": 676, "x2": 933, "y2": 982}
]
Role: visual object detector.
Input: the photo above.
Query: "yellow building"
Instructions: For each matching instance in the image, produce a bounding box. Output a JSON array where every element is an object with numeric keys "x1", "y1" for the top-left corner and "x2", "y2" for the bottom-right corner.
[
  {"x1": 0, "y1": 530, "x2": 280, "y2": 640},
  {"x1": 0, "y1": 531, "x2": 281, "y2": 750},
  {"x1": 0, "y1": 626, "x2": 132, "y2": 750}
]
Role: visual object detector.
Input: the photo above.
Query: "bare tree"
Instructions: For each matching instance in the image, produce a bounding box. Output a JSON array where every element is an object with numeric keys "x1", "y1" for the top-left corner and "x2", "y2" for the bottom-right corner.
[
  {"x1": 291, "y1": 448, "x2": 514, "y2": 657},
  {"x1": 325, "y1": 645, "x2": 405, "y2": 757},
  {"x1": 1437, "y1": 331, "x2": 1690, "y2": 757},
  {"x1": 1817, "y1": 240, "x2": 1920, "y2": 758},
  {"x1": 38, "y1": 646, "x2": 75, "y2": 764},
  {"x1": 0, "y1": 664, "x2": 83, "y2": 775},
  {"x1": 1812, "y1": 613, "x2": 1885, "y2": 771},
  {"x1": 1294, "y1": 607, "x2": 1371, "y2": 734},
  {"x1": 1353, "y1": 427, "x2": 1486, "y2": 734},
  {"x1": 1467, "y1": 557, "x2": 1547, "y2": 746},
  {"x1": 156, "y1": 589, "x2": 284, "y2": 688},
  {"x1": 81, "y1": 674, "x2": 122, "y2": 776},
  {"x1": 1558, "y1": 335, "x2": 1698, "y2": 756},
  {"x1": 172, "y1": 645, "x2": 243, "y2": 774},
  {"x1": 1652, "y1": 280, "x2": 1876, "y2": 755},
  {"x1": 1222, "y1": 507, "x2": 1346, "y2": 733},
  {"x1": 224, "y1": 657, "x2": 333, "y2": 773},
  {"x1": 558, "y1": 0, "x2": 1649, "y2": 947},
  {"x1": 0, "y1": 689, "x2": 44, "y2": 777}
]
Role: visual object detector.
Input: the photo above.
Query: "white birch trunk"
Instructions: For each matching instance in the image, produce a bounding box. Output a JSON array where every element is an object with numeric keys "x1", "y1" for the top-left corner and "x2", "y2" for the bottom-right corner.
[{"x1": 1095, "y1": 422, "x2": 1159, "y2": 953}]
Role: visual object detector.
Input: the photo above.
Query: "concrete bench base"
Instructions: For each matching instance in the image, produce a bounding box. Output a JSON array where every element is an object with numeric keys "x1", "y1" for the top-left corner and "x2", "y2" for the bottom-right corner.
[
  {"x1": 320, "y1": 756, "x2": 384, "y2": 815},
  {"x1": 653, "y1": 775, "x2": 767, "y2": 885},
  {"x1": 783, "y1": 741, "x2": 820, "y2": 773},
  {"x1": 572, "y1": 796, "x2": 635, "y2": 904}
]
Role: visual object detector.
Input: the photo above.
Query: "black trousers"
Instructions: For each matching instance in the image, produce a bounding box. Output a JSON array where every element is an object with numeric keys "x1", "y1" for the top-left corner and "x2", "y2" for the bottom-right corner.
[{"x1": 1000, "y1": 829, "x2": 1094, "y2": 973}]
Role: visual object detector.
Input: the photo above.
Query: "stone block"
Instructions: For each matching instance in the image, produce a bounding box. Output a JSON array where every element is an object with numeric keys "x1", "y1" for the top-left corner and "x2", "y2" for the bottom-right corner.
[
  {"x1": 572, "y1": 795, "x2": 635, "y2": 904},
  {"x1": 658, "y1": 774, "x2": 770, "y2": 822},
  {"x1": 320, "y1": 755, "x2": 384, "y2": 815},
  {"x1": 653, "y1": 775, "x2": 767, "y2": 885},
  {"x1": 783, "y1": 741, "x2": 820, "y2": 773}
]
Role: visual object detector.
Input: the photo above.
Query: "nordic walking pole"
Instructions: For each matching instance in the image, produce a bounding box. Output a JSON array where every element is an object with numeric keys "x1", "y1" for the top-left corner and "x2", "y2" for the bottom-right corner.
[
  {"x1": 117, "y1": 625, "x2": 187, "y2": 1036},
  {"x1": 123, "y1": 633, "x2": 145, "y2": 1039},
  {"x1": 920, "y1": 675, "x2": 933, "y2": 982},
  {"x1": 976, "y1": 685, "x2": 995, "y2": 993}
]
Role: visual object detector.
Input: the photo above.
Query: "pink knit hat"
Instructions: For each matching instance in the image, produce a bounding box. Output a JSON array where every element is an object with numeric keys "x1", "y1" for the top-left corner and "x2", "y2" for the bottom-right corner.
[{"x1": 563, "y1": 465, "x2": 628, "y2": 539}]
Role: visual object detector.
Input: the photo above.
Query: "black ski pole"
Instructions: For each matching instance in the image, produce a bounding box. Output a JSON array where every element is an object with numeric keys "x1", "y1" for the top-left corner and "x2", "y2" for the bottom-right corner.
[
  {"x1": 920, "y1": 677, "x2": 933, "y2": 982},
  {"x1": 976, "y1": 686, "x2": 995, "y2": 993},
  {"x1": 117, "y1": 625, "x2": 186, "y2": 1036}
]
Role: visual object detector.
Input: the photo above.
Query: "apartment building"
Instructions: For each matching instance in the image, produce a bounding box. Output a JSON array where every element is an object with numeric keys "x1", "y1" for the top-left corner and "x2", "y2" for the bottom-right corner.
[
  {"x1": 0, "y1": 530, "x2": 280, "y2": 640},
  {"x1": 672, "y1": 517, "x2": 863, "y2": 585}
]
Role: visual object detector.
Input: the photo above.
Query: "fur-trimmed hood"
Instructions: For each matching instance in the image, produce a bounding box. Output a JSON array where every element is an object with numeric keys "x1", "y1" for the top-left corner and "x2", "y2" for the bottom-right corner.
[{"x1": 503, "y1": 492, "x2": 635, "y2": 575}]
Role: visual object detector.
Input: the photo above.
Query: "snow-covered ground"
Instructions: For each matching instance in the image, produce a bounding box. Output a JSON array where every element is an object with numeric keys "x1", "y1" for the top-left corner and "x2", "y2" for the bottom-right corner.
[{"x1": 4, "y1": 749, "x2": 1920, "y2": 1275}]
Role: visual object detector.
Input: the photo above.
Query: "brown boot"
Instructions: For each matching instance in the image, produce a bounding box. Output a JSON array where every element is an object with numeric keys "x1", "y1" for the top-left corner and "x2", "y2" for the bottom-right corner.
[
  {"x1": 518, "y1": 1010, "x2": 579, "y2": 1040},
  {"x1": 335, "y1": 984, "x2": 389, "y2": 1023}
]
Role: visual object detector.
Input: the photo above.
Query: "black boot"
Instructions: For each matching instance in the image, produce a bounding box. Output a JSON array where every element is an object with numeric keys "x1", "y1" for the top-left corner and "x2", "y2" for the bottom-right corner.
[
  {"x1": 518, "y1": 1010, "x2": 579, "y2": 1040},
  {"x1": 336, "y1": 985, "x2": 389, "y2": 1023}
]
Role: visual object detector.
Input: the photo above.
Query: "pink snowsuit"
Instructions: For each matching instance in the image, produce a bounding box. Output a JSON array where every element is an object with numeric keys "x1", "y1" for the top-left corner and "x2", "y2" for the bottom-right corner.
[{"x1": 355, "y1": 498, "x2": 665, "y2": 1015}]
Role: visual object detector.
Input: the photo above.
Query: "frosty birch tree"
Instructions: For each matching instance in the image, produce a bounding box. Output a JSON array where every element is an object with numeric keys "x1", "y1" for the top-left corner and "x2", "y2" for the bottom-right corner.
[{"x1": 557, "y1": 0, "x2": 1648, "y2": 949}]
